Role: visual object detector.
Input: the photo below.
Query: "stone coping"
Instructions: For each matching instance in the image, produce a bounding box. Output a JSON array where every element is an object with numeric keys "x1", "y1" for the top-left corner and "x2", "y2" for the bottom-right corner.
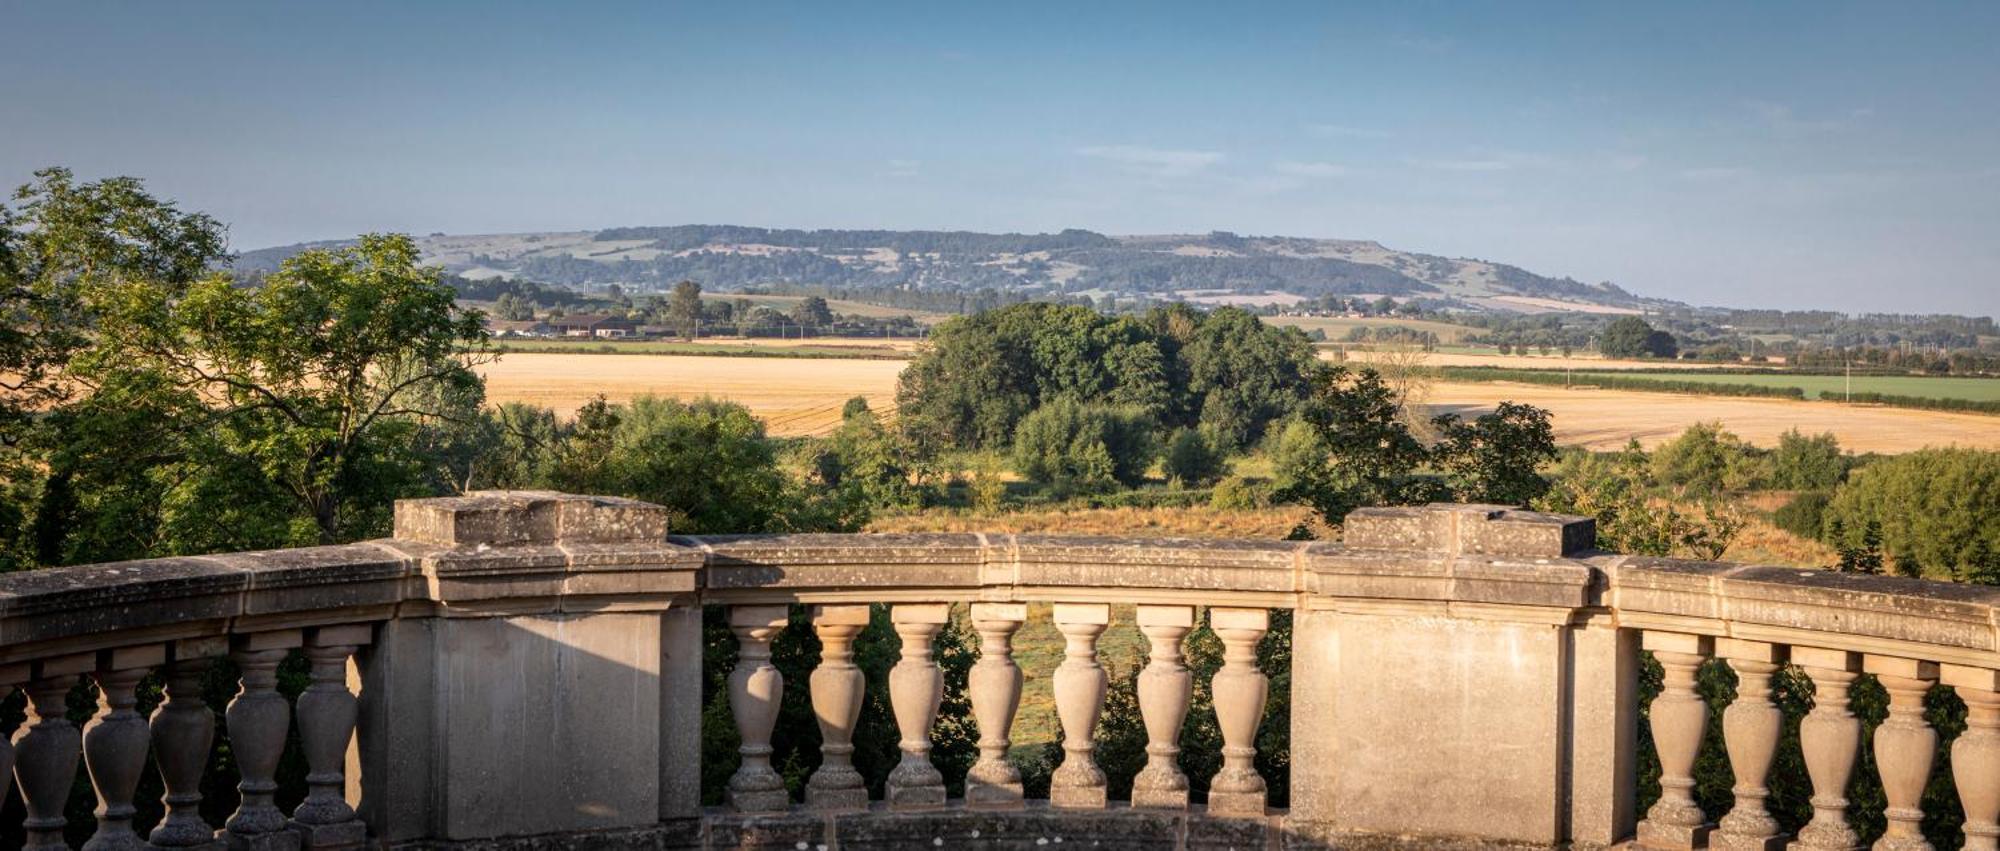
[{"x1": 2, "y1": 493, "x2": 1996, "y2": 671}]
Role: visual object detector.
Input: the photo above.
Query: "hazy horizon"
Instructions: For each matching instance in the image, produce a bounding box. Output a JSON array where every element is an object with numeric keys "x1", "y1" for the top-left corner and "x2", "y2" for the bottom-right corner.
[{"x1": 4, "y1": 1, "x2": 1996, "y2": 315}]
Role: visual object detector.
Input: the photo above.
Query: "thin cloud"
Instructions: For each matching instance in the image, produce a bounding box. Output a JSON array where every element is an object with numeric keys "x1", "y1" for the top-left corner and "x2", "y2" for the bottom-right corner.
[
  {"x1": 883, "y1": 159, "x2": 920, "y2": 178},
  {"x1": 1275, "y1": 161, "x2": 1349, "y2": 178},
  {"x1": 1743, "y1": 99, "x2": 1873, "y2": 134},
  {"x1": 1679, "y1": 166, "x2": 1751, "y2": 180},
  {"x1": 1408, "y1": 158, "x2": 1513, "y2": 172},
  {"x1": 1077, "y1": 145, "x2": 1225, "y2": 177},
  {"x1": 1307, "y1": 123, "x2": 1392, "y2": 140}
]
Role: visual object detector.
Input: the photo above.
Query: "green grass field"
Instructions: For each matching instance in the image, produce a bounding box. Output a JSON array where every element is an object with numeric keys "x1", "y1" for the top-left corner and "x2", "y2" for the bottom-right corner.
[
  {"x1": 1262, "y1": 314, "x2": 1476, "y2": 344},
  {"x1": 1570, "y1": 371, "x2": 2000, "y2": 402}
]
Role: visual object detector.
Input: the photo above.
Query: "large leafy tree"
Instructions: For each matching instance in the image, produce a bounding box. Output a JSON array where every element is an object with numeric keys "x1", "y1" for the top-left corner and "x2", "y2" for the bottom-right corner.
[
  {"x1": 1277, "y1": 365, "x2": 1557, "y2": 525},
  {"x1": 71, "y1": 232, "x2": 490, "y2": 551},
  {"x1": 667, "y1": 278, "x2": 702, "y2": 339},
  {"x1": 3, "y1": 168, "x2": 493, "y2": 561},
  {"x1": 896, "y1": 302, "x2": 1313, "y2": 451}
]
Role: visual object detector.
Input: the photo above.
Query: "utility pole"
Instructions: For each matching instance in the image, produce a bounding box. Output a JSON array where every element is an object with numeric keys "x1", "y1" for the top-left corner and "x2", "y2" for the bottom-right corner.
[{"x1": 1845, "y1": 356, "x2": 1852, "y2": 403}]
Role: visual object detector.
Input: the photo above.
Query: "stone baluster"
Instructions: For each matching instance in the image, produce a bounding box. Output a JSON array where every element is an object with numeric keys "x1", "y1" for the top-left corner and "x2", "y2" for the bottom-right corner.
[
  {"x1": 1793, "y1": 646, "x2": 1864, "y2": 851},
  {"x1": 1865, "y1": 655, "x2": 1939, "y2": 851},
  {"x1": 1207, "y1": 607, "x2": 1270, "y2": 817},
  {"x1": 886, "y1": 603, "x2": 949, "y2": 811},
  {"x1": 1051, "y1": 603, "x2": 1111, "y2": 810},
  {"x1": 13, "y1": 653, "x2": 92, "y2": 851},
  {"x1": 1133, "y1": 604, "x2": 1195, "y2": 810},
  {"x1": 966, "y1": 602, "x2": 1027, "y2": 809},
  {"x1": 1715, "y1": 639, "x2": 1789, "y2": 851},
  {"x1": 807, "y1": 604, "x2": 870, "y2": 812},
  {"x1": 1638, "y1": 631, "x2": 1715, "y2": 849},
  {"x1": 291, "y1": 625, "x2": 373, "y2": 848},
  {"x1": 85, "y1": 646, "x2": 165, "y2": 851},
  {"x1": 1945, "y1": 665, "x2": 2000, "y2": 851},
  {"x1": 149, "y1": 641, "x2": 224, "y2": 849},
  {"x1": 726, "y1": 605, "x2": 791, "y2": 814},
  {"x1": 0, "y1": 663, "x2": 21, "y2": 821},
  {"x1": 224, "y1": 630, "x2": 303, "y2": 849}
]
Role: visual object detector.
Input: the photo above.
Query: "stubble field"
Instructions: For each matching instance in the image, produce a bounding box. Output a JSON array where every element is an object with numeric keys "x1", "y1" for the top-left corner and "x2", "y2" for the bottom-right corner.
[{"x1": 478, "y1": 352, "x2": 2000, "y2": 451}]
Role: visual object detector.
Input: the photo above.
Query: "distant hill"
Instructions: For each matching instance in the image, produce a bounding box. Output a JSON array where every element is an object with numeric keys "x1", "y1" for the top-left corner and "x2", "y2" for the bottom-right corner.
[{"x1": 234, "y1": 226, "x2": 1681, "y2": 315}]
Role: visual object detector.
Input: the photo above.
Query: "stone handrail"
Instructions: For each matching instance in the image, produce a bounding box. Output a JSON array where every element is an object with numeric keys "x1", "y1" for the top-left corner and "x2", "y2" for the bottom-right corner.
[{"x1": 0, "y1": 491, "x2": 1994, "y2": 849}]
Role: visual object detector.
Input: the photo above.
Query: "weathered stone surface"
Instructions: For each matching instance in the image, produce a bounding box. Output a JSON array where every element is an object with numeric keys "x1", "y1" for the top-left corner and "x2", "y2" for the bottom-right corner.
[
  {"x1": 393, "y1": 491, "x2": 670, "y2": 547},
  {"x1": 1345, "y1": 503, "x2": 1595, "y2": 558},
  {"x1": 15, "y1": 494, "x2": 2000, "y2": 850}
]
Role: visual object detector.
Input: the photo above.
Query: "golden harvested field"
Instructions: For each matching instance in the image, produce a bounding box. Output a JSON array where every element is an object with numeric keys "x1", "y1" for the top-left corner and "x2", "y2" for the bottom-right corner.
[
  {"x1": 1429, "y1": 381, "x2": 2000, "y2": 452},
  {"x1": 1334, "y1": 349, "x2": 1731, "y2": 371},
  {"x1": 477, "y1": 353, "x2": 904, "y2": 435},
  {"x1": 480, "y1": 352, "x2": 1997, "y2": 453}
]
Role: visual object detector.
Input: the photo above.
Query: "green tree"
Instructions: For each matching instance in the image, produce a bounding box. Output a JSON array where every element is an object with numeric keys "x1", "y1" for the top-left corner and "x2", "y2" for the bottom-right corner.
[
  {"x1": 1771, "y1": 429, "x2": 1846, "y2": 491},
  {"x1": 1, "y1": 168, "x2": 232, "y2": 566},
  {"x1": 668, "y1": 279, "x2": 703, "y2": 339},
  {"x1": 1181, "y1": 307, "x2": 1320, "y2": 448},
  {"x1": 547, "y1": 395, "x2": 822, "y2": 534},
  {"x1": 22, "y1": 226, "x2": 489, "y2": 559},
  {"x1": 1601, "y1": 316, "x2": 1677, "y2": 358},
  {"x1": 1821, "y1": 448, "x2": 2000, "y2": 578},
  {"x1": 1276, "y1": 366, "x2": 1435, "y2": 525},
  {"x1": 1009, "y1": 399, "x2": 1156, "y2": 495},
  {"x1": 1650, "y1": 422, "x2": 1744, "y2": 493},
  {"x1": 791, "y1": 295, "x2": 834, "y2": 330},
  {"x1": 808, "y1": 400, "x2": 933, "y2": 516},
  {"x1": 1162, "y1": 428, "x2": 1228, "y2": 488},
  {"x1": 1431, "y1": 401, "x2": 1558, "y2": 506}
]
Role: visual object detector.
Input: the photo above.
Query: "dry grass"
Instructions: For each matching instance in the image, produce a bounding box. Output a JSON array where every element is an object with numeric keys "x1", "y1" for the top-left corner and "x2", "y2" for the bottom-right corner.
[
  {"x1": 1723, "y1": 515, "x2": 1839, "y2": 568},
  {"x1": 1334, "y1": 349, "x2": 1735, "y2": 371},
  {"x1": 1426, "y1": 381, "x2": 2000, "y2": 453}
]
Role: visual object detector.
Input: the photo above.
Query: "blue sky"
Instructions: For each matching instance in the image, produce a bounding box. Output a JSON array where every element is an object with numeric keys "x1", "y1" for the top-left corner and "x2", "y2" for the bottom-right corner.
[{"x1": 3, "y1": 1, "x2": 1996, "y2": 314}]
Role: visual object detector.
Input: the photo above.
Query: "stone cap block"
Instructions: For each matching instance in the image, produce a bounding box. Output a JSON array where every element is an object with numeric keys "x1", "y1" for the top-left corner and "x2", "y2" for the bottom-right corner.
[
  {"x1": 1864, "y1": 654, "x2": 1939, "y2": 681},
  {"x1": 892, "y1": 603, "x2": 951, "y2": 624},
  {"x1": 1942, "y1": 664, "x2": 2000, "y2": 692},
  {"x1": 1053, "y1": 602, "x2": 1110, "y2": 625},
  {"x1": 810, "y1": 604, "x2": 873, "y2": 626},
  {"x1": 1211, "y1": 607, "x2": 1270, "y2": 631},
  {"x1": 970, "y1": 602, "x2": 1028, "y2": 623},
  {"x1": 1344, "y1": 504, "x2": 1594, "y2": 558},
  {"x1": 393, "y1": 491, "x2": 670, "y2": 547},
  {"x1": 1715, "y1": 638, "x2": 1785, "y2": 664},
  {"x1": 1136, "y1": 605, "x2": 1195, "y2": 628}
]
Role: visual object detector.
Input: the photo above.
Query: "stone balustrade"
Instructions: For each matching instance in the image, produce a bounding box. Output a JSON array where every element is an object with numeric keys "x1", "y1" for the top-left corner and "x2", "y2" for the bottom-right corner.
[{"x1": 0, "y1": 491, "x2": 1995, "y2": 849}]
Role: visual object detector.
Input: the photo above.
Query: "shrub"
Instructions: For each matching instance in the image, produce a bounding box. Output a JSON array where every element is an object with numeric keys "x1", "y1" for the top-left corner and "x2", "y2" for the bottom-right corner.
[
  {"x1": 1771, "y1": 429, "x2": 1846, "y2": 491},
  {"x1": 1822, "y1": 448, "x2": 2000, "y2": 579},
  {"x1": 1772, "y1": 490, "x2": 1831, "y2": 540},
  {"x1": 1209, "y1": 475, "x2": 1267, "y2": 510},
  {"x1": 1650, "y1": 422, "x2": 1761, "y2": 492},
  {"x1": 1009, "y1": 399, "x2": 1158, "y2": 494},
  {"x1": 1163, "y1": 429, "x2": 1228, "y2": 487}
]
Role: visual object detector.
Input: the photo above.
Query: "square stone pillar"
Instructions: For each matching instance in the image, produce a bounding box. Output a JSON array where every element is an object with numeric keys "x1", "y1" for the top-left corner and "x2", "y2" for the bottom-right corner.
[{"x1": 1291, "y1": 504, "x2": 1626, "y2": 847}]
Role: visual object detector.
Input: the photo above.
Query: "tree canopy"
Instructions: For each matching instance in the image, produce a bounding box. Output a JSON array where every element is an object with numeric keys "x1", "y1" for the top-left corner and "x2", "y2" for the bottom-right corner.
[{"x1": 896, "y1": 302, "x2": 1319, "y2": 451}]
